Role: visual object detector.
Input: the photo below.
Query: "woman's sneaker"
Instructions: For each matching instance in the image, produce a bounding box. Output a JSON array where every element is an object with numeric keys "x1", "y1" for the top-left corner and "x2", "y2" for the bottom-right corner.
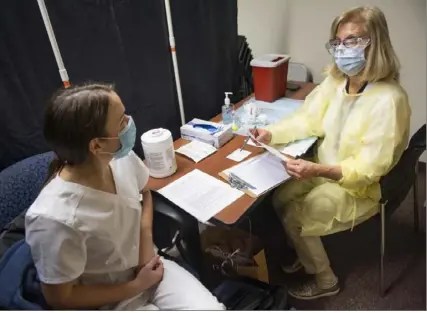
[{"x1": 288, "y1": 280, "x2": 340, "y2": 300}]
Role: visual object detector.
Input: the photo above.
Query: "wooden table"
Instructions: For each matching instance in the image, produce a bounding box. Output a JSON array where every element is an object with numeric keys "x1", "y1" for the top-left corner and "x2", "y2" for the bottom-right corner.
[{"x1": 147, "y1": 82, "x2": 316, "y2": 226}]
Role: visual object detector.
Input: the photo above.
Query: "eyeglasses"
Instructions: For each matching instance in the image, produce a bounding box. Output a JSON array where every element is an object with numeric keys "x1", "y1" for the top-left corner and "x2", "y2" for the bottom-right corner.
[{"x1": 325, "y1": 37, "x2": 370, "y2": 54}]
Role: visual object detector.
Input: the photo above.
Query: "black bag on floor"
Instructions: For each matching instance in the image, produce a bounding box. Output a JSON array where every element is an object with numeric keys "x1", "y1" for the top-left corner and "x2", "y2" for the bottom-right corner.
[
  {"x1": 157, "y1": 249, "x2": 289, "y2": 310},
  {"x1": 213, "y1": 276, "x2": 288, "y2": 310}
]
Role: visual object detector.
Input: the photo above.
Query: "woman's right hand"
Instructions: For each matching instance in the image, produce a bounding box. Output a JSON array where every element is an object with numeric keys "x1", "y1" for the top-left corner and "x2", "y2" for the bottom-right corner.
[
  {"x1": 249, "y1": 128, "x2": 272, "y2": 145},
  {"x1": 132, "y1": 255, "x2": 164, "y2": 292}
]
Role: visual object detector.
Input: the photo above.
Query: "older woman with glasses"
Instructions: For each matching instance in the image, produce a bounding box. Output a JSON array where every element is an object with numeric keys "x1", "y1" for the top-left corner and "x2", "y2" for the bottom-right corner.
[{"x1": 251, "y1": 6, "x2": 411, "y2": 300}]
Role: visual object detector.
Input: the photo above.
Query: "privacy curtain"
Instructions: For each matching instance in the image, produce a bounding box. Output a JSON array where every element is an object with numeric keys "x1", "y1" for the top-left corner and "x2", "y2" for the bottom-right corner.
[{"x1": 0, "y1": 0, "x2": 237, "y2": 171}]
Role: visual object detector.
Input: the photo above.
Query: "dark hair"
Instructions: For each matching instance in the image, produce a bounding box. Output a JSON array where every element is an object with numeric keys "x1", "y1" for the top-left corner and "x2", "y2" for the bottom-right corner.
[{"x1": 44, "y1": 83, "x2": 115, "y2": 180}]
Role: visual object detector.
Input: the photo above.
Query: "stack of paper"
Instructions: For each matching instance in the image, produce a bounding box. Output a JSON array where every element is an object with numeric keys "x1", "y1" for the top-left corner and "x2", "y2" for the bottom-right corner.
[
  {"x1": 175, "y1": 140, "x2": 217, "y2": 163},
  {"x1": 158, "y1": 169, "x2": 244, "y2": 222},
  {"x1": 223, "y1": 153, "x2": 291, "y2": 197}
]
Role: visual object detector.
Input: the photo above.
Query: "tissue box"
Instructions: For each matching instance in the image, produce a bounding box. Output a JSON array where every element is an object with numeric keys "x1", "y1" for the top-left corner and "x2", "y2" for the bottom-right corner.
[{"x1": 180, "y1": 118, "x2": 234, "y2": 148}]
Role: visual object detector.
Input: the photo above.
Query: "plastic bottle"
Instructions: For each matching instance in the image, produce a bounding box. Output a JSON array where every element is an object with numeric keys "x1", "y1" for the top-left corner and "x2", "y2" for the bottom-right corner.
[
  {"x1": 222, "y1": 92, "x2": 234, "y2": 125},
  {"x1": 141, "y1": 128, "x2": 177, "y2": 178}
]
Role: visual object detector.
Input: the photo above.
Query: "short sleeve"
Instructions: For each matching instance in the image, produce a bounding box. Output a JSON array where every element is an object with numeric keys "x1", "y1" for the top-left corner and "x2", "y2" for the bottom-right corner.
[
  {"x1": 129, "y1": 151, "x2": 150, "y2": 191},
  {"x1": 25, "y1": 214, "x2": 87, "y2": 284}
]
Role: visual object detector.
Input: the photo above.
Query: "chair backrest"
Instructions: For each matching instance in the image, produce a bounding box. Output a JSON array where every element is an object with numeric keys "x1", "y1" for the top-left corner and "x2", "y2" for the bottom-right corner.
[
  {"x1": 288, "y1": 62, "x2": 313, "y2": 83},
  {"x1": 232, "y1": 35, "x2": 254, "y2": 103},
  {"x1": 380, "y1": 124, "x2": 426, "y2": 215},
  {"x1": 0, "y1": 152, "x2": 54, "y2": 230},
  {"x1": 408, "y1": 124, "x2": 426, "y2": 150}
]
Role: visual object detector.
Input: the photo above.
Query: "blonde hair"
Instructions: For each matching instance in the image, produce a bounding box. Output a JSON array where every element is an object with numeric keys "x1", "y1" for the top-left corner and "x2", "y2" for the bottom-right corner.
[{"x1": 327, "y1": 6, "x2": 400, "y2": 82}]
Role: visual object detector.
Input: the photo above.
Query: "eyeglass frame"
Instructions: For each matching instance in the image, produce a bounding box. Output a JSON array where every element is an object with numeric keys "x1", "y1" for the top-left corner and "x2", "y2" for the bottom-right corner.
[{"x1": 325, "y1": 37, "x2": 370, "y2": 55}]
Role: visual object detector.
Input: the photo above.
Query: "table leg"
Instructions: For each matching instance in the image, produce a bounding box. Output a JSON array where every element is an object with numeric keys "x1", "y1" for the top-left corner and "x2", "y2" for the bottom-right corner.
[{"x1": 237, "y1": 195, "x2": 291, "y2": 285}]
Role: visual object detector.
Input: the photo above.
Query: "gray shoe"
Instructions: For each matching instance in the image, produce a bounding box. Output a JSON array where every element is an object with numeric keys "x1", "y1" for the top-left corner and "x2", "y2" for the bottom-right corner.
[
  {"x1": 288, "y1": 280, "x2": 340, "y2": 300},
  {"x1": 281, "y1": 258, "x2": 303, "y2": 274}
]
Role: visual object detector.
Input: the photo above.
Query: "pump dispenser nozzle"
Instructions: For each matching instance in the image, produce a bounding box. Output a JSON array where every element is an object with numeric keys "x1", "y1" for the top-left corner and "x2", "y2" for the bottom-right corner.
[{"x1": 224, "y1": 92, "x2": 233, "y2": 105}]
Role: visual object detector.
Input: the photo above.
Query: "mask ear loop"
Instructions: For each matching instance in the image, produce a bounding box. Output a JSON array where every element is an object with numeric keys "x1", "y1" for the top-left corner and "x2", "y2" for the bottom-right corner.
[
  {"x1": 94, "y1": 136, "x2": 121, "y2": 156},
  {"x1": 97, "y1": 115, "x2": 133, "y2": 142}
]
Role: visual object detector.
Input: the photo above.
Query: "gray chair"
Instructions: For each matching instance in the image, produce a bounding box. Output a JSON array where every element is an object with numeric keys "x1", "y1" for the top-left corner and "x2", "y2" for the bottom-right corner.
[
  {"x1": 379, "y1": 124, "x2": 426, "y2": 296},
  {"x1": 288, "y1": 62, "x2": 313, "y2": 83}
]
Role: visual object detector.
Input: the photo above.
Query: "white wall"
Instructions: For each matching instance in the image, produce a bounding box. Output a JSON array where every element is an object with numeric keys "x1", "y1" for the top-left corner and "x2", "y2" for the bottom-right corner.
[
  {"x1": 238, "y1": 0, "x2": 426, "y2": 161},
  {"x1": 237, "y1": 0, "x2": 290, "y2": 56}
]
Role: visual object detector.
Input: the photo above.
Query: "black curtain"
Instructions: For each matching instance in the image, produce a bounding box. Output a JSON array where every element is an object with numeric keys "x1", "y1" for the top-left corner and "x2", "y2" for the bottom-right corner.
[
  {"x1": 170, "y1": 0, "x2": 238, "y2": 121},
  {"x1": 0, "y1": 0, "x2": 237, "y2": 171}
]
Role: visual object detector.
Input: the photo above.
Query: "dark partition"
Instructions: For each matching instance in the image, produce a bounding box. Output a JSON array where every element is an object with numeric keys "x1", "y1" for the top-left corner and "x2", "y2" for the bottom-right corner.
[{"x1": 0, "y1": 0, "x2": 237, "y2": 170}]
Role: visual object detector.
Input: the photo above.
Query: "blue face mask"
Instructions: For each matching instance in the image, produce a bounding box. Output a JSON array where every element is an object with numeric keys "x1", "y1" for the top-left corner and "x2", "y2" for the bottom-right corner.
[
  {"x1": 100, "y1": 116, "x2": 137, "y2": 159},
  {"x1": 333, "y1": 45, "x2": 366, "y2": 76}
]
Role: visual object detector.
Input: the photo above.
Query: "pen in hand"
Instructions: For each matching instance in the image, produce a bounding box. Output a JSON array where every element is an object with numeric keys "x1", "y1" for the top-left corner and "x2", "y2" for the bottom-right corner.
[
  {"x1": 252, "y1": 127, "x2": 259, "y2": 137},
  {"x1": 240, "y1": 126, "x2": 257, "y2": 151}
]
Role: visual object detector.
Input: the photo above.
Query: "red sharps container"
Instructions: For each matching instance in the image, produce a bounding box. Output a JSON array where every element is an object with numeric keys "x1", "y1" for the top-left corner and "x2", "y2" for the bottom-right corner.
[{"x1": 250, "y1": 54, "x2": 291, "y2": 102}]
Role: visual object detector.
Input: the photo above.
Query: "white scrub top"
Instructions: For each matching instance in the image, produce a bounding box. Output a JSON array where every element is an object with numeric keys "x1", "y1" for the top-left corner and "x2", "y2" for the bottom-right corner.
[{"x1": 25, "y1": 151, "x2": 150, "y2": 306}]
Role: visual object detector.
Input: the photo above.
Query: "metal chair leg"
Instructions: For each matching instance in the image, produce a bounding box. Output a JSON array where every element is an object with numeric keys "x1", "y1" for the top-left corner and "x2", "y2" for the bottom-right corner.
[
  {"x1": 413, "y1": 161, "x2": 420, "y2": 233},
  {"x1": 380, "y1": 202, "x2": 386, "y2": 297}
]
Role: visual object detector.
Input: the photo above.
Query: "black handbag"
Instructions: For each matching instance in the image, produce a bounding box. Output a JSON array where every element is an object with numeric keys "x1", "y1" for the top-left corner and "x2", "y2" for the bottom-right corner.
[{"x1": 213, "y1": 276, "x2": 288, "y2": 310}]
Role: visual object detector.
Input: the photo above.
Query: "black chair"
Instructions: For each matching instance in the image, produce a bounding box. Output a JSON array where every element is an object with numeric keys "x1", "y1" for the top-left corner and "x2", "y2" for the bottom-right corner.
[
  {"x1": 231, "y1": 35, "x2": 254, "y2": 104},
  {"x1": 152, "y1": 191, "x2": 205, "y2": 279},
  {"x1": 378, "y1": 124, "x2": 426, "y2": 296}
]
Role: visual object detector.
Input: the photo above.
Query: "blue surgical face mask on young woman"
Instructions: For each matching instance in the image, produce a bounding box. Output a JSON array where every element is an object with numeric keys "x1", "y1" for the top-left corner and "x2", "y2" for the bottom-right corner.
[
  {"x1": 333, "y1": 45, "x2": 366, "y2": 77},
  {"x1": 100, "y1": 115, "x2": 137, "y2": 159}
]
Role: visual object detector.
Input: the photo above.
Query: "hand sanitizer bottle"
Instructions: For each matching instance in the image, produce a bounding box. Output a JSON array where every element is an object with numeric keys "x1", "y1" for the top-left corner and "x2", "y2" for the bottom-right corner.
[{"x1": 222, "y1": 92, "x2": 234, "y2": 124}]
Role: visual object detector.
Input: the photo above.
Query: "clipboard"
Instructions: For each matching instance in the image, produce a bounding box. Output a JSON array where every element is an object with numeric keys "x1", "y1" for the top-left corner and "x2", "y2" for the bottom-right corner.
[
  {"x1": 219, "y1": 152, "x2": 292, "y2": 198},
  {"x1": 218, "y1": 170, "x2": 258, "y2": 198}
]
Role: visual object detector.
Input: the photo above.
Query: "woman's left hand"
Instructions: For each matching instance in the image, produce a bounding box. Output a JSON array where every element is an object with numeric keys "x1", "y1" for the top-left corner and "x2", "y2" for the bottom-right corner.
[{"x1": 283, "y1": 158, "x2": 319, "y2": 180}]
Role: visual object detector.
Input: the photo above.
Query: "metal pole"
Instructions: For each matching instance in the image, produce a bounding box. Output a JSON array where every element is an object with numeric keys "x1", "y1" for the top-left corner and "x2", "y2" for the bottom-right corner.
[
  {"x1": 164, "y1": 0, "x2": 186, "y2": 125},
  {"x1": 37, "y1": 0, "x2": 70, "y2": 88}
]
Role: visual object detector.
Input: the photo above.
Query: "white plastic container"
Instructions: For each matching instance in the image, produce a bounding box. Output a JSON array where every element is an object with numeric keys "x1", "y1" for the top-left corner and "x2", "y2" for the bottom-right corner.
[{"x1": 141, "y1": 128, "x2": 177, "y2": 178}]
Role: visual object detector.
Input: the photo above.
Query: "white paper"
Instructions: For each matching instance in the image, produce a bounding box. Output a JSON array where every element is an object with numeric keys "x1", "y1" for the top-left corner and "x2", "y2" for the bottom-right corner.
[
  {"x1": 249, "y1": 134, "x2": 290, "y2": 162},
  {"x1": 246, "y1": 138, "x2": 258, "y2": 147},
  {"x1": 158, "y1": 169, "x2": 244, "y2": 222},
  {"x1": 226, "y1": 149, "x2": 251, "y2": 162},
  {"x1": 175, "y1": 140, "x2": 217, "y2": 163},
  {"x1": 277, "y1": 137, "x2": 317, "y2": 157},
  {"x1": 224, "y1": 153, "x2": 291, "y2": 196},
  {"x1": 245, "y1": 136, "x2": 316, "y2": 157}
]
